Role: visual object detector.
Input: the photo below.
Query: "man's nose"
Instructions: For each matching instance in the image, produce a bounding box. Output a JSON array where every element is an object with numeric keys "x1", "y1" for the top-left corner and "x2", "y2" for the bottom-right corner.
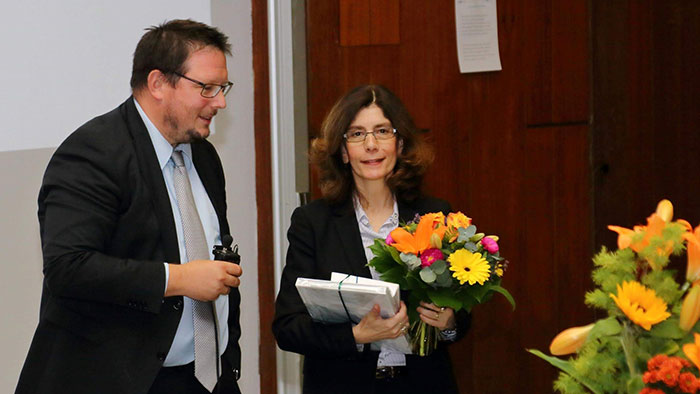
[{"x1": 212, "y1": 90, "x2": 227, "y2": 109}]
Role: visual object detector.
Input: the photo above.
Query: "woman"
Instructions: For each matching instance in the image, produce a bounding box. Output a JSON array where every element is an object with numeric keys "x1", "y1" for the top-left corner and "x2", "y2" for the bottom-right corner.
[{"x1": 272, "y1": 85, "x2": 470, "y2": 394}]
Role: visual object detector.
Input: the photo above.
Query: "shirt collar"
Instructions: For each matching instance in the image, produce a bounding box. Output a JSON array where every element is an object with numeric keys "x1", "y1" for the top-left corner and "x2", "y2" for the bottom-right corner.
[
  {"x1": 353, "y1": 194, "x2": 399, "y2": 228},
  {"x1": 133, "y1": 98, "x2": 192, "y2": 170}
]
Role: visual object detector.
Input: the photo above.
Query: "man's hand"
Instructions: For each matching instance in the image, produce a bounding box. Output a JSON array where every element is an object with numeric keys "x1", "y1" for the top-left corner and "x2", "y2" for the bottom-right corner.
[{"x1": 165, "y1": 260, "x2": 242, "y2": 301}]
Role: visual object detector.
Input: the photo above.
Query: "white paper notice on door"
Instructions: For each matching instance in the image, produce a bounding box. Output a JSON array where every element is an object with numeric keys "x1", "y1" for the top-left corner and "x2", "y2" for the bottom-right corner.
[{"x1": 455, "y1": 0, "x2": 502, "y2": 73}]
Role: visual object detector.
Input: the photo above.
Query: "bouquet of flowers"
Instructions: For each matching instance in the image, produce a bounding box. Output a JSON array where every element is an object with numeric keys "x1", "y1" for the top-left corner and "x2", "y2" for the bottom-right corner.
[
  {"x1": 368, "y1": 211, "x2": 515, "y2": 356},
  {"x1": 528, "y1": 200, "x2": 700, "y2": 393}
]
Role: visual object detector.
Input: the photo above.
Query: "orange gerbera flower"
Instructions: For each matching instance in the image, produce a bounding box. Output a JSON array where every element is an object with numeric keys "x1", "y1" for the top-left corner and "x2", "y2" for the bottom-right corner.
[{"x1": 390, "y1": 212, "x2": 446, "y2": 255}]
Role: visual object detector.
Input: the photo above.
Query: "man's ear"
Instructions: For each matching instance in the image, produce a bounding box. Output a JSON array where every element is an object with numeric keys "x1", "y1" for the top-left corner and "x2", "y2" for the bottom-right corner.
[
  {"x1": 341, "y1": 145, "x2": 349, "y2": 164},
  {"x1": 146, "y1": 69, "x2": 167, "y2": 100}
]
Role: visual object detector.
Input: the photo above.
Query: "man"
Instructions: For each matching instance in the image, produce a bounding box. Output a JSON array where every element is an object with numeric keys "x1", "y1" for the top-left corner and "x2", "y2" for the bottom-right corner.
[{"x1": 16, "y1": 20, "x2": 243, "y2": 394}]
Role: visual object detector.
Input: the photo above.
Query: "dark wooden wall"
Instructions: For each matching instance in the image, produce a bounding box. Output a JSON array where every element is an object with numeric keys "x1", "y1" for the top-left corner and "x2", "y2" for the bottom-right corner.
[
  {"x1": 592, "y1": 1, "x2": 700, "y2": 249},
  {"x1": 305, "y1": 1, "x2": 591, "y2": 393},
  {"x1": 254, "y1": 0, "x2": 700, "y2": 393}
]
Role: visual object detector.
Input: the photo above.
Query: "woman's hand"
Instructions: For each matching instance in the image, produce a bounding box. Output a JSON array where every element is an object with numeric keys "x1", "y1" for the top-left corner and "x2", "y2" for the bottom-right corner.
[
  {"x1": 417, "y1": 301, "x2": 455, "y2": 330},
  {"x1": 352, "y1": 302, "x2": 409, "y2": 344}
]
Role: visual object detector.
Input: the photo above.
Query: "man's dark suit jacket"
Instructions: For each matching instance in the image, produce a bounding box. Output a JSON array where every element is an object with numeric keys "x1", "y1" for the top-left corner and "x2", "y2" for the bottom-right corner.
[
  {"x1": 272, "y1": 196, "x2": 470, "y2": 394},
  {"x1": 15, "y1": 97, "x2": 241, "y2": 394}
]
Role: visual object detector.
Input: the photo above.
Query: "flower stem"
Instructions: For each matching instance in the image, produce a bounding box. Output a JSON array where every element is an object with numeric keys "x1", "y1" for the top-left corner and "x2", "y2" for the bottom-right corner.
[{"x1": 620, "y1": 322, "x2": 638, "y2": 377}]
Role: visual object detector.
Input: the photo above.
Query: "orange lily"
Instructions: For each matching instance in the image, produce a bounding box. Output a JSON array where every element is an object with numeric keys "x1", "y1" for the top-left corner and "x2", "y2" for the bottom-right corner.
[
  {"x1": 549, "y1": 323, "x2": 594, "y2": 356},
  {"x1": 390, "y1": 212, "x2": 446, "y2": 255},
  {"x1": 682, "y1": 225, "x2": 700, "y2": 284},
  {"x1": 608, "y1": 213, "x2": 667, "y2": 270},
  {"x1": 679, "y1": 284, "x2": 700, "y2": 331},
  {"x1": 682, "y1": 333, "x2": 700, "y2": 370},
  {"x1": 608, "y1": 200, "x2": 678, "y2": 255}
]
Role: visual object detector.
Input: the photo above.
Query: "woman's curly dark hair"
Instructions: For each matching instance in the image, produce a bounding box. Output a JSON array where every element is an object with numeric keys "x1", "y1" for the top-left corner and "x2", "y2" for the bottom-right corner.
[{"x1": 310, "y1": 85, "x2": 434, "y2": 204}]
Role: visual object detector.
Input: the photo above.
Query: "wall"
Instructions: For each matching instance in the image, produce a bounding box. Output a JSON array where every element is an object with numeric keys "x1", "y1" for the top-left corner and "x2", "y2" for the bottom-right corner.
[{"x1": 0, "y1": 2, "x2": 259, "y2": 393}]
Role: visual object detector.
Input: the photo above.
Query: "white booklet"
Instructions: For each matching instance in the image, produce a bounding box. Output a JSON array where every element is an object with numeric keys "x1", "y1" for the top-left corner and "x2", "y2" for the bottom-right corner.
[{"x1": 295, "y1": 272, "x2": 411, "y2": 354}]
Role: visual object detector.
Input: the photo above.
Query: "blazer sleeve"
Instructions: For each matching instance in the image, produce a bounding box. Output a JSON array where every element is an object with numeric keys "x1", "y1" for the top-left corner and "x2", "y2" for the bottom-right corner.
[
  {"x1": 39, "y1": 129, "x2": 165, "y2": 313},
  {"x1": 272, "y1": 206, "x2": 362, "y2": 359}
]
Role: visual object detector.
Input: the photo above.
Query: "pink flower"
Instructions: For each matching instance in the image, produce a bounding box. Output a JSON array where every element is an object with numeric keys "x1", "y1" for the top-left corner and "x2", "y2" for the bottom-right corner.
[
  {"x1": 420, "y1": 248, "x2": 444, "y2": 268},
  {"x1": 481, "y1": 237, "x2": 499, "y2": 253},
  {"x1": 385, "y1": 233, "x2": 395, "y2": 245}
]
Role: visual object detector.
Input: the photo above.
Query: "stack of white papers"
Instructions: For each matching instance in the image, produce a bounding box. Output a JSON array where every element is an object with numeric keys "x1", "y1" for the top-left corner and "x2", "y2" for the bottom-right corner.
[{"x1": 295, "y1": 272, "x2": 411, "y2": 354}]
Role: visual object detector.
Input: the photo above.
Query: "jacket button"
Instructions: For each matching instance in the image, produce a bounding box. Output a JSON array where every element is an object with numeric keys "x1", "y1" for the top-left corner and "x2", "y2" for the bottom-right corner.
[
  {"x1": 157, "y1": 352, "x2": 166, "y2": 362},
  {"x1": 173, "y1": 299, "x2": 183, "y2": 310}
]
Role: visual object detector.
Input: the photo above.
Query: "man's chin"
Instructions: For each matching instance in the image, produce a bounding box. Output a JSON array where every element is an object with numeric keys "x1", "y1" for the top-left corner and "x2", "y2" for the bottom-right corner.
[{"x1": 185, "y1": 129, "x2": 209, "y2": 143}]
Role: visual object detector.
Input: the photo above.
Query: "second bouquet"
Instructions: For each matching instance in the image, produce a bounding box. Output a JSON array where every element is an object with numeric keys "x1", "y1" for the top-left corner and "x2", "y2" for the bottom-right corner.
[{"x1": 368, "y1": 211, "x2": 515, "y2": 356}]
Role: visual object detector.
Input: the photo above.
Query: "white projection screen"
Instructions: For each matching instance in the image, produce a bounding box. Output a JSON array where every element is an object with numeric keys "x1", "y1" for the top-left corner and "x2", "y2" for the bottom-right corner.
[{"x1": 0, "y1": 1, "x2": 211, "y2": 152}]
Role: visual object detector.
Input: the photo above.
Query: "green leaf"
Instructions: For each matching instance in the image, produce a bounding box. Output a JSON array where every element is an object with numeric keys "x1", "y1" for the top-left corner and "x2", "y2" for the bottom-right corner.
[
  {"x1": 457, "y1": 226, "x2": 476, "y2": 242},
  {"x1": 430, "y1": 260, "x2": 447, "y2": 275},
  {"x1": 379, "y1": 266, "x2": 407, "y2": 288},
  {"x1": 387, "y1": 247, "x2": 401, "y2": 264},
  {"x1": 419, "y1": 267, "x2": 436, "y2": 283},
  {"x1": 427, "y1": 287, "x2": 463, "y2": 310},
  {"x1": 489, "y1": 285, "x2": 516, "y2": 310},
  {"x1": 626, "y1": 375, "x2": 644, "y2": 394},
  {"x1": 436, "y1": 270, "x2": 453, "y2": 288},
  {"x1": 406, "y1": 274, "x2": 425, "y2": 292},
  {"x1": 400, "y1": 252, "x2": 421, "y2": 270},
  {"x1": 464, "y1": 242, "x2": 478, "y2": 252},
  {"x1": 588, "y1": 317, "x2": 621, "y2": 341},
  {"x1": 649, "y1": 318, "x2": 685, "y2": 339},
  {"x1": 368, "y1": 239, "x2": 386, "y2": 257},
  {"x1": 526, "y1": 350, "x2": 603, "y2": 394},
  {"x1": 464, "y1": 283, "x2": 490, "y2": 303},
  {"x1": 458, "y1": 291, "x2": 478, "y2": 312}
]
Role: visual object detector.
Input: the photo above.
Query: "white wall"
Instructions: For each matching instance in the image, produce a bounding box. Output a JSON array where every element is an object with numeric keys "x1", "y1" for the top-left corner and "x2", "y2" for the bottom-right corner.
[{"x1": 0, "y1": 1, "x2": 259, "y2": 393}]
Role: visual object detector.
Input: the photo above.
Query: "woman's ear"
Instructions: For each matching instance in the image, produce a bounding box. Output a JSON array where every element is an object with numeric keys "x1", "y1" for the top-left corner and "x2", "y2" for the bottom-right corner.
[
  {"x1": 341, "y1": 145, "x2": 349, "y2": 164},
  {"x1": 398, "y1": 138, "x2": 404, "y2": 154}
]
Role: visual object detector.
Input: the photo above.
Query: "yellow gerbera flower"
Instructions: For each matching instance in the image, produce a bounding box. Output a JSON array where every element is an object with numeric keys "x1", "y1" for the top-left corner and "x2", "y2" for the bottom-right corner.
[
  {"x1": 448, "y1": 249, "x2": 490, "y2": 285},
  {"x1": 609, "y1": 281, "x2": 671, "y2": 330}
]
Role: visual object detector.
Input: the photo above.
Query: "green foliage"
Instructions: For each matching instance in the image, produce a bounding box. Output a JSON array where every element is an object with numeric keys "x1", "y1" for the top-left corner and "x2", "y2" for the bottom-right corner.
[{"x1": 528, "y1": 204, "x2": 698, "y2": 394}]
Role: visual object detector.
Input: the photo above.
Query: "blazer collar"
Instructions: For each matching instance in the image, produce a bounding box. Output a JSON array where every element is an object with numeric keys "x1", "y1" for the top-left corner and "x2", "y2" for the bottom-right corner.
[
  {"x1": 330, "y1": 198, "x2": 371, "y2": 277},
  {"x1": 192, "y1": 141, "x2": 229, "y2": 237}
]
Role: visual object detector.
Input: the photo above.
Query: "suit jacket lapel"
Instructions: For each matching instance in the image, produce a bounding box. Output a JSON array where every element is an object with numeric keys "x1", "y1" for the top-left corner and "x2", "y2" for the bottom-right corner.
[
  {"x1": 192, "y1": 142, "x2": 230, "y2": 237},
  {"x1": 398, "y1": 199, "x2": 420, "y2": 224},
  {"x1": 121, "y1": 97, "x2": 180, "y2": 263},
  {"x1": 331, "y1": 199, "x2": 372, "y2": 278}
]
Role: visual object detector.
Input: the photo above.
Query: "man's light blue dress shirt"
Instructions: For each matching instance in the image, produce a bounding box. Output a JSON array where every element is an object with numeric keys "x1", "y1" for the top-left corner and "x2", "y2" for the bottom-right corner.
[{"x1": 134, "y1": 99, "x2": 229, "y2": 366}]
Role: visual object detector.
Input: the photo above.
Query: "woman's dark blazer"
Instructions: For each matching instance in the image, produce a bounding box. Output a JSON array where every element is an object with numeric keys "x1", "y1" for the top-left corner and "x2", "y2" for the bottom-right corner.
[{"x1": 272, "y1": 196, "x2": 471, "y2": 394}]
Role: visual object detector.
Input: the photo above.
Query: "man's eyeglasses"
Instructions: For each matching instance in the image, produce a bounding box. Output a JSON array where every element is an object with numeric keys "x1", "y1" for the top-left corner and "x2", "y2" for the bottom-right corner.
[
  {"x1": 343, "y1": 127, "x2": 397, "y2": 143},
  {"x1": 172, "y1": 72, "x2": 233, "y2": 98}
]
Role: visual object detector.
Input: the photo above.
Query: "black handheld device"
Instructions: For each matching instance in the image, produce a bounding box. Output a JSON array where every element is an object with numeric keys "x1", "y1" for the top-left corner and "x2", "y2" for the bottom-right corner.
[{"x1": 212, "y1": 234, "x2": 240, "y2": 264}]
